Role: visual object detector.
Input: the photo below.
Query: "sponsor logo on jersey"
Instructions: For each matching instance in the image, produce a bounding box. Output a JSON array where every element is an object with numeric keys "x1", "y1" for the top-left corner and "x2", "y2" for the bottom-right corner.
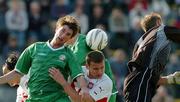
[{"x1": 59, "y1": 55, "x2": 66, "y2": 61}]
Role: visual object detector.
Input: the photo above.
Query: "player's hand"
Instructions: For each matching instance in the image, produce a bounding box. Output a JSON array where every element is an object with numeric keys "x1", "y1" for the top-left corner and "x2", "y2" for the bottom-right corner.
[
  {"x1": 79, "y1": 87, "x2": 89, "y2": 102},
  {"x1": 167, "y1": 71, "x2": 180, "y2": 84},
  {"x1": 49, "y1": 67, "x2": 67, "y2": 86}
]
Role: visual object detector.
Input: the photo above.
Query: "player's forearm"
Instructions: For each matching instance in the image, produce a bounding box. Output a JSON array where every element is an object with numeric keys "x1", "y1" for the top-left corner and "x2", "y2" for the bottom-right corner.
[
  {"x1": 157, "y1": 77, "x2": 168, "y2": 85},
  {"x1": 61, "y1": 81, "x2": 81, "y2": 102},
  {"x1": 0, "y1": 70, "x2": 21, "y2": 84},
  {"x1": 76, "y1": 75, "x2": 87, "y2": 89}
]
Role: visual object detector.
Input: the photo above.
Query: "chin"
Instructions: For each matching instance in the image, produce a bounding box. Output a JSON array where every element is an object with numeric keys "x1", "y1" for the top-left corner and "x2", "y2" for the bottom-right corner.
[{"x1": 97, "y1": 76, "x2": 102, "y2": 79}]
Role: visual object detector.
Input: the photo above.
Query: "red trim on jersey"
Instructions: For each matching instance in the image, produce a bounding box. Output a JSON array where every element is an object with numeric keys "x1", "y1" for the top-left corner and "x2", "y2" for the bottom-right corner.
[{"x1": 96, "y1": 97, "x2": 108, "y2": 102}]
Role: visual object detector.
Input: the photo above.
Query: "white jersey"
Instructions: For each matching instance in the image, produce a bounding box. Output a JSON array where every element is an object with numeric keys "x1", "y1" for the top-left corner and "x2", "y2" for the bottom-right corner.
[
  {"x1": 82, "y1": 66, "x2": 113, "y2": 102},
  {"x1": 16, "y1": 75, "x2": 29, "y2": 102}
]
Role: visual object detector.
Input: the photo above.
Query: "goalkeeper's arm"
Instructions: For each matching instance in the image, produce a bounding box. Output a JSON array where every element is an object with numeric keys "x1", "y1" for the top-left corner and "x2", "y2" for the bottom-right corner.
[{"x1": 158, "y1": 71, "x2": 180, "y2": 85}]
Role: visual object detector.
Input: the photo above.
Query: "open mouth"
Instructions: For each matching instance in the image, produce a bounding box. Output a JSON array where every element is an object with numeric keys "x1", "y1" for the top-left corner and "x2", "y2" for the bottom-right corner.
[{"x1": 57, "y1": 36, "x2": 63, "y2": 41}]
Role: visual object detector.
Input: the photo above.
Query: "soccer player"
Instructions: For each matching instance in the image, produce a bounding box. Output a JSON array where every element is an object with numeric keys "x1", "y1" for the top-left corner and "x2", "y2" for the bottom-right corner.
[
  {"x1": 2, "y1": 52, "x2": 28, "y2": 102},
  {"x1": 0, "y1": 15, "x2": 88, "y2": 102},
  {"x1": 49, "y1": 51, "x2": 113, "y2": 102},
  {"x1": 123, "y1": 12, "x2": 180, "y2": 102},
  {"x1": 66, "y1": 29, "x2": 118, "y2": 102}
]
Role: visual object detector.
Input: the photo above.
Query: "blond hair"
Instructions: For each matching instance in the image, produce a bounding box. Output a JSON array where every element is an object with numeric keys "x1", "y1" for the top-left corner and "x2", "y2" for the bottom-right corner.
[{"x1": 141, "y1": 12, "x2": 162, "y2": 32}]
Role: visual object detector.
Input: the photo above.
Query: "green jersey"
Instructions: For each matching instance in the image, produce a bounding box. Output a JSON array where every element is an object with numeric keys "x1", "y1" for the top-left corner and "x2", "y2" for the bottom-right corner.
[
  {"x1": 70, "y1": 34, "x2": 118, "y2": 94},
  {"x1": 70, "y1": 34, "x2": 91, "y2": 65},
  {"x1": 15, "y1": 41, "x2": 82, "y2": 102}
]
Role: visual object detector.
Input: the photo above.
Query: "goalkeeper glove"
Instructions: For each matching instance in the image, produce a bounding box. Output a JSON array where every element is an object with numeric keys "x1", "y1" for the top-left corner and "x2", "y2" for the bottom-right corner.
[{"x1": 166, "y1": 71, "x2": 180, "y2": 84}]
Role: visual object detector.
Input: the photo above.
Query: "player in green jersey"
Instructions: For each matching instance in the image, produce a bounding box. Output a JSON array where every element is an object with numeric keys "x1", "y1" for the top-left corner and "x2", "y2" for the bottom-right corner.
[
  {"x1": 66, "y1": 29, "x2": 118, "y2": 102},
  {"x1": 0, "y1": 15, "x2": 88, "y2": 102}
]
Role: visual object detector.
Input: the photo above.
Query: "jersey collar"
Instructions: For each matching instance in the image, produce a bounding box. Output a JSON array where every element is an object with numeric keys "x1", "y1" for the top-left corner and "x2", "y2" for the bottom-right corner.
[{"x1": 47, "y1": 41, "x2": 65, "y2": 51}]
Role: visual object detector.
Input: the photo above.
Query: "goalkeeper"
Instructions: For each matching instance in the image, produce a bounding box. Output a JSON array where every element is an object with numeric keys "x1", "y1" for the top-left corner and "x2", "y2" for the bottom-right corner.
[
  {"x1": 66, "y1": 28, "x2": 118, "y2": 102},
  {"x1": 123, "y1": 12, "x2": 180, "y2": 102}
]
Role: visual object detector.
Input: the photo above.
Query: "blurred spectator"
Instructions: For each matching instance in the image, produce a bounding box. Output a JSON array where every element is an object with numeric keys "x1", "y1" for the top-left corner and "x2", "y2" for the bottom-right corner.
[
  {"x1": 149, "y1": 0, "x2": 170, "y2": 21},
  {"x1": 5, "y1": 0, "x2": 28, "y2": 49},
  {"x1": 38, "y1": 0, "x2": 51, "y2": 20},
  {"x1": 2, "y1": 35, "x2": 20, "y2": 62},
  {"x1": 28, "y1": 1, "x2": 47, "y2": 41},
  {"x1": 50, "y1": 0, "x2": 71, "y2": 20},
  {"x1": 0, "y1": 0, "x2": 9, "y2": 53},
  {"x1": 108, "y1": 7, "x2": 130, "y2": 51},
  {"x1": 109, "y1": 49, "x2": 128, "y2": 102},
  {"x1": 0, "y1": 0, "x2": 7, "y2": 31},
  {"x1": 89, "y1": 3, "x2": 108, "y2": 31},
  {"x1": 152, "y1": 86, "x2": 174, "y2": 102},
  {"x1": 70, "y1": 0, "x2": 89, "y2": 34},
  {"x1": 109, "y1": 7, "x2": 129, "y2": 35},
  {"x1": 128, "y1": 0, "x2": 149, "y2": 11},
  {"x1": 129, "y1": 2, "x2": 145, "y2": 45},
  {"x1": 26, "y1": 34, "x2": 38, "y2": 47}
]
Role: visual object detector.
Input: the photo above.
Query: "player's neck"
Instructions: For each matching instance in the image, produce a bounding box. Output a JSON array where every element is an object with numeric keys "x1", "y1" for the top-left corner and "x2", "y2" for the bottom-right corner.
[{"x1": 50, "y1": 39, "x2": 64, "y2": 48}]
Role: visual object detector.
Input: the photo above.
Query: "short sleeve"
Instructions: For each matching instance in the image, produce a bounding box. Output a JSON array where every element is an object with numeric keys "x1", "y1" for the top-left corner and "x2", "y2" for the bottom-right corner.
[
  {"x1": 89, "y1": 79, "x2": 113, "y2": 101},
  {"x1": 15, "y1": 44, "x2": 34, "y2": 74},
  {"x1": 67, "y1": 48, "x2": 83, "y2": 80}
]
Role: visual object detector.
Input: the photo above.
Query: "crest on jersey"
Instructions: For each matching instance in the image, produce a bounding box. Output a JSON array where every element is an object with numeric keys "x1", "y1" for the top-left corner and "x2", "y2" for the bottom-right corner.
[
  {"x1": 88, "y1": 82, "x2": 94, "y2": 89},
  {"x1": 59, "y1": 55, "x2": 66, "y2": 61}
]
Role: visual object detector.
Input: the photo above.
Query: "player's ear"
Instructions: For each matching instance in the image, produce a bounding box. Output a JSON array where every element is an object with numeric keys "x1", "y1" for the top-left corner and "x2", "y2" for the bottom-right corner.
[{"x1": 85, "y1": 63, "x2": 90, "y2": 70}]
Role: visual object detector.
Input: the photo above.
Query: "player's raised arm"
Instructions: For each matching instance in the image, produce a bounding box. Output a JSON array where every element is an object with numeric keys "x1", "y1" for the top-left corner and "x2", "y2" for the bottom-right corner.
[
  {"x1": 0, "y1": 53, "x2": 23, "y2": 85},
  {"x1": 0, "y1": 70, "x2": 22, "y2": 84},
  {"x1": 164, "y1": 26, "x2": 180, "y2": 43}
]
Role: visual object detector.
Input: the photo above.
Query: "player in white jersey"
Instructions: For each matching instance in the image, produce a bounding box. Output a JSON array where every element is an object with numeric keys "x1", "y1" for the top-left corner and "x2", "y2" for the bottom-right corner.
[
  {"x1": 49, "y1": 51, "x2": 113, "y2": 102},
  {"x1": 2, "y1": 52, "x2": 29, "y2": 102},
  {"x1": 81, "y1": 66, "x2": 112, "y2": 102}
]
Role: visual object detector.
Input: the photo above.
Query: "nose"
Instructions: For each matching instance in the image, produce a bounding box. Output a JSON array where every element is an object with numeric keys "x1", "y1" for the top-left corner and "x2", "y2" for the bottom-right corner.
[{"x1": 97, "y1": 70, "x2": 103, "y2": 76}]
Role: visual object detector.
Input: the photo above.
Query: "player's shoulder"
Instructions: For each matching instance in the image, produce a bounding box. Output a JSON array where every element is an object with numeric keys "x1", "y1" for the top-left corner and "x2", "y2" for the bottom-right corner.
[
  {"x1": 102, "y1": 74, "x2": 112, "y2": 83},
  {"x1": 97, "y1": 74, "x2": 113, "y2": 87},
  {"x1": 76, "y1": 34, "x2": 86, "y2": 44},
  {"x1": 78, "y1": 34, "x2": 86, "y2": 39}
]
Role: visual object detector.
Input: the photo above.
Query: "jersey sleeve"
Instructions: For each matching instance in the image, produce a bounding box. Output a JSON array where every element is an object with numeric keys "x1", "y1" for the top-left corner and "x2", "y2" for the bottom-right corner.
[
  {"x1": 73, "y1": 34, "x2": 91, "y2": 65},
  {"x1": 15, "y1": 44, "x2": 34, "y2": 74},
  {"x1": 89, "y1": 79, "x2": 113, "y2": 102},
  {"x1": 164, "y1": 26, "x2": 180, "y2": 43},
  {"x1": 67, "y1": 48, "x2": 83, "y2": 80},
  {"x1": 104, "y1": 59, "x2": 117, "y2": 94}
]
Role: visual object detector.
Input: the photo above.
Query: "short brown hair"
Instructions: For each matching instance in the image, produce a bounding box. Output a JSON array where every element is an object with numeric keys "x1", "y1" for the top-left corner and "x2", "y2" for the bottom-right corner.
[
  {"x1": 56, "y1": 15, "x2": 80, "y2": 37},
  {"x1": 86, "y1": 51, "x2": 105, "y2": 65},
  {"x1": 5, "y1": 52, "x2": 18, "y2": 71},
  {"x1": 140, "y1": 12, "x2": 162, "y2": 32}
]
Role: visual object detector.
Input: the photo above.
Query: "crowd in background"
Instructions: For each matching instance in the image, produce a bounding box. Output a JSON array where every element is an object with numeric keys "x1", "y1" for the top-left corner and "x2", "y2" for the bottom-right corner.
[{"x1": 0, "y1": 0, "x2": 179, "y2": 102}]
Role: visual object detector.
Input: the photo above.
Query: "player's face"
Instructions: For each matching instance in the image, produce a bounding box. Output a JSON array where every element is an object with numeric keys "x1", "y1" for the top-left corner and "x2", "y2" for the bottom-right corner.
[
  {"x1": 2, "y1": 64, "x2": 20, "y2": 87},
  {"x1": 87, "y1": 61, "x2": 105, "y2": 79},
  {"x1": 54, "y1": 25, "x2": 73, "y2": 44}
]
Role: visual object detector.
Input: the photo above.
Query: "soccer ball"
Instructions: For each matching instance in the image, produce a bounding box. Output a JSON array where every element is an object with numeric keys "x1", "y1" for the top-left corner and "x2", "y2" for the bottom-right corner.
[{"x1": 86, "y1": 29, "x2": 108, "y2": 50}]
